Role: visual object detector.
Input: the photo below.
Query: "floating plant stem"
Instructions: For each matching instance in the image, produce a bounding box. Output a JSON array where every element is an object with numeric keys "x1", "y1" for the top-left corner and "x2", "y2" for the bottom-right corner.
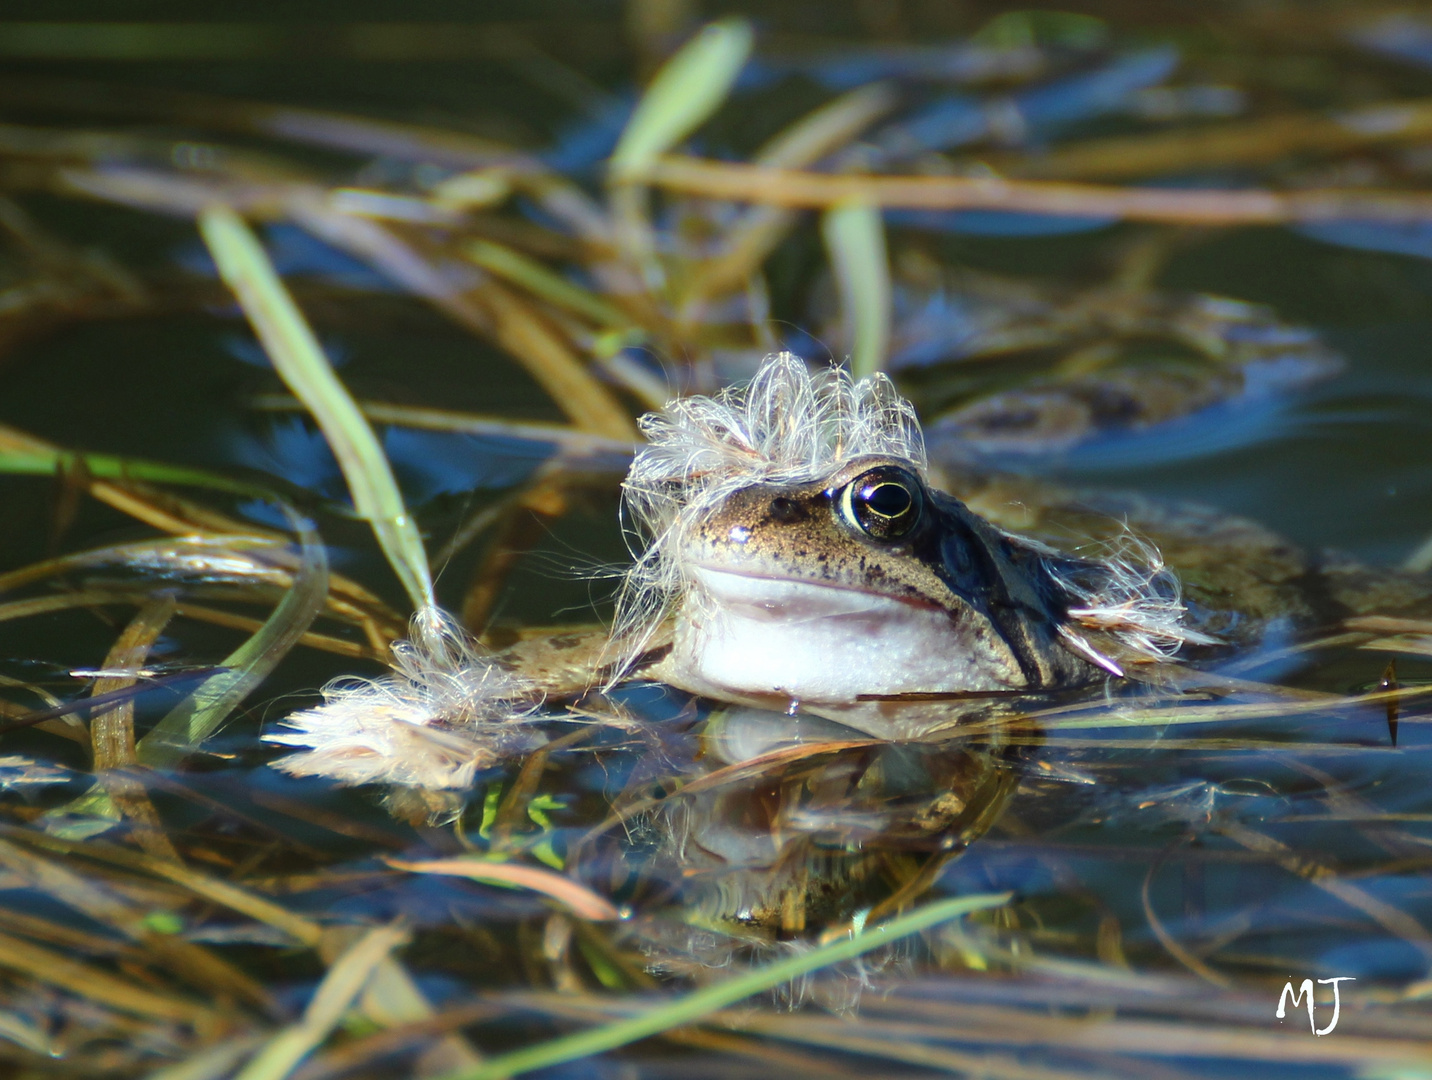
[
  {"x1": 821, "y1": 199, "x2": 891, "y2": 379},
  {"x1": 136, "y1": 514, "x2": 328, "y2": 768},
  {"x1": 384, "y1": 857, "x2": 621, "y2": 921},
  {"x1": 443, "y1": 891, "x2": 1011, "y2": 1080},
  {"x1": 646, "y1": 156, "x2": 1432, "y2": 224},
  {"x1": 198, "y1": 203, "x2": 433, "y2": 610}
]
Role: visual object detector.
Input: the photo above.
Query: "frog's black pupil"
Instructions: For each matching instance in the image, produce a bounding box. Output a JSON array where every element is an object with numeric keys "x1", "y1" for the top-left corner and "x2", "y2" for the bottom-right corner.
[{"x1": 860, "y1": 482, "x2": 911, "y2": 518}]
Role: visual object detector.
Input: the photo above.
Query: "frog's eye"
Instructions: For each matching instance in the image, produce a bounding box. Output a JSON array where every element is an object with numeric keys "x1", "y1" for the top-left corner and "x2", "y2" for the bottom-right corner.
[{"x1": 838, "y1": 467, "x2": 923, "y2": 542}]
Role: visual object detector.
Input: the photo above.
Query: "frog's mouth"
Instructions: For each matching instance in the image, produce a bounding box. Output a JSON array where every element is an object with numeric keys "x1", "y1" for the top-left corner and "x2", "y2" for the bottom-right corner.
[
  {"x1": 688, "y1": 563, "x2": 940, "y2": 622},
  {"x1": 675, "y1": 564, "x2": 1026, "y2": 703}
]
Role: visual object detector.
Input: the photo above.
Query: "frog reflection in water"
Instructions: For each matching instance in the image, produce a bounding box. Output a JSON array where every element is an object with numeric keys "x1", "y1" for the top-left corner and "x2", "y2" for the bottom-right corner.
[{"x1": 616, "y1": 352, "x2": 1202, "y2": 738}]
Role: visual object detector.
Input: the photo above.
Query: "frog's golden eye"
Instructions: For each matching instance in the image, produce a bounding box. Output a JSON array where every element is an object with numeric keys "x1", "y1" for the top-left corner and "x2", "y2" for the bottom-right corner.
[{"x1": 838, "y1": 466, "x2": 923, "y2": 542}]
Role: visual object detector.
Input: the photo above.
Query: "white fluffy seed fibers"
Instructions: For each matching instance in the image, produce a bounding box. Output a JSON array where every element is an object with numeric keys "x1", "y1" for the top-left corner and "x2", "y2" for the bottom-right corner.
[{"x1": 265, "y1": 606, "x2": 542, "y2": 790}]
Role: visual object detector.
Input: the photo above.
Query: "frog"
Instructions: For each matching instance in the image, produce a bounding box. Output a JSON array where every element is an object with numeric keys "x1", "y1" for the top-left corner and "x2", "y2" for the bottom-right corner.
[{"x1": 596, "y1": 351, "x2": 1209, "y2": 740}]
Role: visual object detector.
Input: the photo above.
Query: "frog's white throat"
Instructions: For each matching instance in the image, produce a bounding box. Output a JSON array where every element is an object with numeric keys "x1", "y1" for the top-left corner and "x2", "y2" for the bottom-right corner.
[{"x1": 664, "y1": 564, "x2": 1030, "y2": 705}]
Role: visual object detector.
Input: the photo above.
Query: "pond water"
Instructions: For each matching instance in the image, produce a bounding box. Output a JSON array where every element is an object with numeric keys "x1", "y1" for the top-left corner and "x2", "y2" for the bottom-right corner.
[{"x1": 0, "y1": 4, "x2": 1430, "y2": 1078}]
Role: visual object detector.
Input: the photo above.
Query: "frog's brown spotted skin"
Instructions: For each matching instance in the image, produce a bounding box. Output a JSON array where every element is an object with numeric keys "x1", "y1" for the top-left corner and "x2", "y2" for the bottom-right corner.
[{"x1": 655, "y1": 453, "x2": 1091, "y2": 707}]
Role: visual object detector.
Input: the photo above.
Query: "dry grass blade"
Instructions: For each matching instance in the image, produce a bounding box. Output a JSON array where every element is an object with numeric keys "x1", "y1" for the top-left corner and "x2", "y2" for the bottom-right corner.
[
  {"x1": 0, "y1": 531, "x2": 401, "y2": 652},
  {"x1": 0, "y1": 836, "x2": 274, "y2": 1013},
  {"x1": 327, "y1": 945, "x2": 482, "y2": 1076},
  {"x1": 1003, "y1": 96, "x2": 1432, "y2": 181},
  {"x1": 680, "y1": 82, "x2": 899, "y2": 311},
  {"x1": 0, "y1": 590, "x2": 146, "y2": 624},
  {"x1": 949, "y1": 683, "x2": 1432, "y2": 740},
  {"x1": 0, "y1": 926, "x2": 214, "y2": 1025},
  {"x1": 384, "y1": 857, "x2": 621, "y2": 921},
  {"x1": 462, "y1": 238, "x2": 630, "y2": 328},
  {"x1": 174, "y1": 603, "x2": 375, "y2": 660},
  {"x1": 729, "y1": 1005, "x2": 1432, "y2": 1070},
  {"x1": 471, "y1": 278, "x2": 639, "y2": 441},
  {"x1": 198, "y1": 203, "x2": 433, "y2": 610},
  {"x1": 1216, "y1": 819, "x2": 1432, "y2": 960},
  {"x1": 1, "y1": 827, "x2": 323, "y2": 948},
  {"x1": 91, "y1": 595, "x2": 180, "y2": 861},
  {"x1": 252, "y1": 394, "x2": 639, "y2": 461},
  {"x1": 288, "y1": 203, "x2": 637, "y2": 441},
  {"x1": 234, "y1": 923, "x2": 410, "y2": 1080},
  {"x1": 0, "y1": 1010, "x2": 55, "y2": 1057},
  {"x1": 647, "y1": 156, "x2": 1432, "y2": 224}
]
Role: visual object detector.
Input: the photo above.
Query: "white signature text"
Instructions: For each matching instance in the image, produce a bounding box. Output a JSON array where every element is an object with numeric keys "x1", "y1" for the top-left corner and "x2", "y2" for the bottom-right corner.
[{"x1": 1276, "y1": 977, "x2": 1355, "y2": 1035}]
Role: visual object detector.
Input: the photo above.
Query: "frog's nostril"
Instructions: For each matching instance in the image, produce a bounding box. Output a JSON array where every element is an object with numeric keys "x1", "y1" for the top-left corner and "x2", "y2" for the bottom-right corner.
[{"x1": 769, "y1": 497, "x2": 799, "y2": 522}]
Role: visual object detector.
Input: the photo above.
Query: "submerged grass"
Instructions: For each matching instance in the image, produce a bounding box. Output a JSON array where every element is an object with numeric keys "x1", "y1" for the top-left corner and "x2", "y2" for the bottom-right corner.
[
  {"x1": 450, "y1": 892, "x2": 1012, "y2": 1080},
  {"x1": 135, "y1": 513, "x2": 329, "y2": 768}
]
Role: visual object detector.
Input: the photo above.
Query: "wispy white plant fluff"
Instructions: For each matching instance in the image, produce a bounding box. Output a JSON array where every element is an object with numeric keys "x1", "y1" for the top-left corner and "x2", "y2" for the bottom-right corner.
[
  {"x1": 614, "y1": 352, "x2": 926, "y2": 667},
  {"x1": 1050, "y1": 533, "x2": 1214, "y2": 662},
  {"x1": 265, "y1": 606, "x2": 542, "y2": 790},
  {"x1": 614, "y1": 352, "x2": 1201, "y2": 677}
]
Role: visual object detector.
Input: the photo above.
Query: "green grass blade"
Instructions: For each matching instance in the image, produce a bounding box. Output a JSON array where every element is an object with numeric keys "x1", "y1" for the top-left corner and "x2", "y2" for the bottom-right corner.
[
  {"x1": 136, "y1": 512, "x2": 329, "y2": 767},
  {"x1": 198, "y1": 203, "x2": 433, "y2": 610},
  {"x1": 609, "y1": 18, "x2": 754, "y2": 182},
  {"x1": 444, "y1": 891, "x2": 1011, "y2": 1080},
  {"x1": 462, "y1": 239, "x2": 632, "y2": 329},
  {"x1": 0, "y1": 448, "x2": 272, "y2": 497},
  {"x1": 821, "y1": 199, "x2": 891, "y2": 380}
]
